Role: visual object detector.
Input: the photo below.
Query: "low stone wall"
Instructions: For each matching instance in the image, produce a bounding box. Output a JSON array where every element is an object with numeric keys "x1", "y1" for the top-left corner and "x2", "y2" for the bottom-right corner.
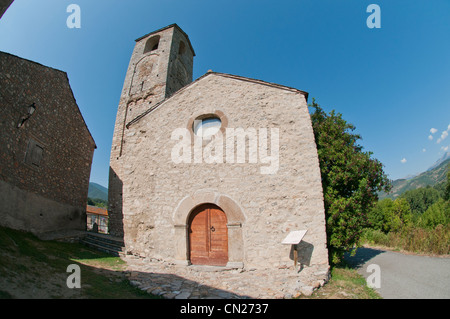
[{"x1": 0, "y1": 179, "x2": 86, "y2": 235}]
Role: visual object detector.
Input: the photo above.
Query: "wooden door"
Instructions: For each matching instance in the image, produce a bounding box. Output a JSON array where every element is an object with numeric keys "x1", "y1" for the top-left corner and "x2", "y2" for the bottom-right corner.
[{"x1": 188, "y1": 204, "x2": 228, "y2": 266}]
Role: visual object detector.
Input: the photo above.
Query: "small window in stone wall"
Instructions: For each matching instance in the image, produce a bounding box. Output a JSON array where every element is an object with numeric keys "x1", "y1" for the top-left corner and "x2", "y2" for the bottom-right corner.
[
  {"x1": 144, "y1": 35, "x2": 160, "y2": 53},
  {"x1": 24, "y1": 139, "x2": 44, "y2": 167},
  {"x1": 179, "y1": 41, "x2": 186, "y2": 55}
]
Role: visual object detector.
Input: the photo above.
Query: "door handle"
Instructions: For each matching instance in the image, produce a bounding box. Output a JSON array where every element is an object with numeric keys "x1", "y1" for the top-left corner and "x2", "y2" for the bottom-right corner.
[{"x1": 210, "y1": 226, "x2": 215, "y2": 232}]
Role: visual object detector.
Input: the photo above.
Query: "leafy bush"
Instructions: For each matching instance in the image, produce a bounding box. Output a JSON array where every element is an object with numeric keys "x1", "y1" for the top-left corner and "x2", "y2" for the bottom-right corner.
[
  {"x1": 386, "y1": 198, "x2": 412, "y2": 232},
  {"x1": 418, "y1": 199, "x2": 450, "y2": 229},
  {"x1": 362, "y1": 225, "x2": 450, "y2": 255},
  {"x1": 367, "y1": 198, "x2": 392, "y2": 232},
  {"x1": 400, "y1": 187, "x2": 441, "y2": 216},
  {"x1": 367, "y1": 197, "x2": 412, "y2": 233},
  {"x1": 363, "y1": 167, "x2": 449, "y2": 255}
]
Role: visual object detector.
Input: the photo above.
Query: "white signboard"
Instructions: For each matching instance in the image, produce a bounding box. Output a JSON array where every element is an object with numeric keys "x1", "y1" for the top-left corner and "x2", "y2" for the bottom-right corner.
[{"x1": 281, "y1": 230, "x2": 307, "y2": 245}]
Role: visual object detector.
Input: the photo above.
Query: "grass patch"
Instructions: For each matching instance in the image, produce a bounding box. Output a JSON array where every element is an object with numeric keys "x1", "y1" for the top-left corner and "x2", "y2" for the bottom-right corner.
[
  {"x1": 301, "y1": 264, "x2": 381, "y2": 299},
  {"x1": 0, "y1": 226, "x2": 157, "y2": 299}
]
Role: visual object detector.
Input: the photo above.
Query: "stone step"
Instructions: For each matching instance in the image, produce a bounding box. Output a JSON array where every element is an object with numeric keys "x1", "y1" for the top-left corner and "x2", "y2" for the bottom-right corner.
[
  {"x1": 81, "y1": 236, "x2": 124, "y2": 252},
  {"x1": 84, "y1": 232, "x2": 124, "y2": 246},
  {"x1": 80, "y1": 232, "x2": 125, "y2": 257}
]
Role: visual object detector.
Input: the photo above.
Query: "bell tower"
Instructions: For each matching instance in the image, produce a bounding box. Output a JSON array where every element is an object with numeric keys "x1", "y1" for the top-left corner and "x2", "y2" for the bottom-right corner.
[{"x1": 108, "y1": 24, "x2": 195, "y2": 237}]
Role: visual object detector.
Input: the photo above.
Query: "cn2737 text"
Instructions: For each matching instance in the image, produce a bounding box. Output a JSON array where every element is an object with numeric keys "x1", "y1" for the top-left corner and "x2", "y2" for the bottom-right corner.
[{"x1": 224, "y1": 303, "x2": 269, "y2": 314}]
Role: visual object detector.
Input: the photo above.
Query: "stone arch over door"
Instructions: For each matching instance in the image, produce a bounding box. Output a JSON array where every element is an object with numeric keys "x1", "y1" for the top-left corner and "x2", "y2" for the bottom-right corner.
[{"x1": 173, "y1": 191, "x2": 245, "y2": 268}]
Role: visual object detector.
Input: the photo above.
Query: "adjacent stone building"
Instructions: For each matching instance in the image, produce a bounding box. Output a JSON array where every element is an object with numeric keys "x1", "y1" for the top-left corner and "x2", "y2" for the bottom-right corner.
[
  {"x1": 109, "y1": 24, "x2": 329, "y2": 276},
  {"x1": 0, "y1": 0, "x2": 14, "y2": 19},
  {"x1": 86, "y1": 205, "x2": 108, "y2": 234},
  {"x1": 0, "y1": 51, "x2": 96, "y2": 235}
]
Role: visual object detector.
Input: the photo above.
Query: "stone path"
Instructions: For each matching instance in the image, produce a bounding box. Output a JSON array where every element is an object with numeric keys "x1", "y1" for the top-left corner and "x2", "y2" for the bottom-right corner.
[{"x1": 124, "y1": 256, "x2": 329, "y2": 299}]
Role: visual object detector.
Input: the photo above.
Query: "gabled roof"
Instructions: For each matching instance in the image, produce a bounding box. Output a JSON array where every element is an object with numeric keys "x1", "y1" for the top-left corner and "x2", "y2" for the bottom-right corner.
[
  {"x1": 86, "y1": 205, "x2": 108, "y2": 216},
  {"x1": 135, "y1": 23, "x2": 196, "y2": 57},
  {"x1": 126, "y1": 71, "x2": 309, "y2": 129},
  {"x1": 213, "y1": 72, "x2": 309, "y2": 98}
]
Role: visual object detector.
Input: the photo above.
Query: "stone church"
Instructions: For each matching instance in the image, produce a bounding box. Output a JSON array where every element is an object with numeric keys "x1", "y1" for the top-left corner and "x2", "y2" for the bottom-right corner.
[{"x1": 109, "y1": 24, "x2": 329, "y2": 275}]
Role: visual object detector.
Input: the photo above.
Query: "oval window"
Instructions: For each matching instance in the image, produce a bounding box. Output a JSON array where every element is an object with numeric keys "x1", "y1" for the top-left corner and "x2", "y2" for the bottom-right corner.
[{"x1": 193, "y1": 117, "x2": 222, "y2": 138}]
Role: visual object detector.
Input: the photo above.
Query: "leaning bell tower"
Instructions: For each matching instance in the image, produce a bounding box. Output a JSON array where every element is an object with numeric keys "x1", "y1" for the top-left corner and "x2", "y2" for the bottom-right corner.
[{"x1": 108, "y1": 24, "x2": 195, "y2": 237}]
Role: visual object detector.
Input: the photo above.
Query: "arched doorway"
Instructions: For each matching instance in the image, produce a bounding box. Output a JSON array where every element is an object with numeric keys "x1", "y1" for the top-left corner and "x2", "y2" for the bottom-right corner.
[
  {"x1": 173, "y1": 191, "x2": 245, "y2": 268},
  {"x1": 188, "y1": 204, "x2": 228, "y2": 266}
]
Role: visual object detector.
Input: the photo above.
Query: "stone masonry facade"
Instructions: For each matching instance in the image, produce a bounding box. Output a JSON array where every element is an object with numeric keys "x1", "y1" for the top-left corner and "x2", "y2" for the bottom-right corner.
[
  {"x1": 0, "y1": 51, "x2": 96, "y2": 234},
  {"x1": 109, "y1": 24, "x2": 194, "y2": 237},
  {"x1": 109, "y1": 24, "x2": 329, "y2": 283}
]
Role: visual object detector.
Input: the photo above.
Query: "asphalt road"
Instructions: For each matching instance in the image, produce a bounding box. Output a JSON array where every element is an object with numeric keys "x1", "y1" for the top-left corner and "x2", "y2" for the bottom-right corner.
[{"x1": 344, "y1": 247, "x2": 450, "y2": 299}]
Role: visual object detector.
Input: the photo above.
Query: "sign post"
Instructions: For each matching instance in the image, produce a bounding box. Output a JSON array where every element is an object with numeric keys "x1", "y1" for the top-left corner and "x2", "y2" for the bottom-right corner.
[{"x1": 281, "y1": 230, "x2": 307, "y2": 270}]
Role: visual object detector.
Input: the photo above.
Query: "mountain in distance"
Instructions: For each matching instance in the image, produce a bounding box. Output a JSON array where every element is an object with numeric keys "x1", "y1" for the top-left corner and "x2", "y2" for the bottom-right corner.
[
  {"x1": 426, "y1": 151, "x2": 450, "y2": 172},
  {"x1": 379, "y1": 153, "x2": 450, "y2": 200},
  {"x1": 88, "y1": 182, "x2": 108, "y2": 201},
  {"x1": 402, "y1": 152, "x2": 450, "y2": 180}
]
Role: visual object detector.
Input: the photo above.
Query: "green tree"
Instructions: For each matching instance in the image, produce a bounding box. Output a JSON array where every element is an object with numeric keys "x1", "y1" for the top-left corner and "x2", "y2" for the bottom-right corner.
[
  {"x1": 367, "y1": 198, "x2": 393, "y2": 232},
  {"x1": 386, "y1": 198, "x2": 412, "y2": 232},
  {"x1": 445, "y1": 168, "x2": 450, "y2": 201},
  {"x1": 400, "y1": 187, "x2": 440, "y2": 216},
  {"x1": 419, "y1": 199, "x2": 449, "y2": 228},
  {"x1": 310, "y1": 99, "x2": 391, "y2": 264},
  {"x1": 87, "y1": 197, "x2": 108, "y2": 208}
]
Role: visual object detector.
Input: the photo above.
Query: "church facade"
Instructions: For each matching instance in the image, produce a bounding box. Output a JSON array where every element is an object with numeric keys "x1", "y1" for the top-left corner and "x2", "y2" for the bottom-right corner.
[{"x1": 109, "y1": 24, "x2": 329, "y2": 274}]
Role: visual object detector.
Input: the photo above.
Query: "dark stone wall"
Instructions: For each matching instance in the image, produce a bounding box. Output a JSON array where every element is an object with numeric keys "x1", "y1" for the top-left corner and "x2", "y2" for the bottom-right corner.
[{"x1": 0, "y1": 51, "x2": 96, "y2": 234}]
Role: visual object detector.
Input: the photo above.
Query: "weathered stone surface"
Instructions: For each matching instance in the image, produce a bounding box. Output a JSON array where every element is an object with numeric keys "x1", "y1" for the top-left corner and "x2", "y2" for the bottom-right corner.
[
  {"x1": 114, "y1": 72, "x2": 329, "y2": 271},
  {"x1": 109, "y1": 24, "x2": 329, "y2": 287},
  {"x1": 124, "y1": 256, "x2": 328, "y2": 299},
  {"x1": 0, "y1": 51, "x2": 95, "y2": 235},
  {"x1": 175, "y1": 291, "x2": 191, "y2": 299},
  {"x1": 300, "y1": 286, "x2": 315, "y2": 296}
]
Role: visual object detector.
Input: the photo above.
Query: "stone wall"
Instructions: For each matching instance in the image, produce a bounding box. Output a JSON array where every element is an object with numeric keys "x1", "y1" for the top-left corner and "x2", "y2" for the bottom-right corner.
[
  {"x1": 109, "y1": 24, "x2": 194, "y2": 237},
  {"x1": 0, "y1": 51, "x2": 96, "y2": 234},
  {"x1": 117, "y1": 73, "x2": 329, "y2": 272}
]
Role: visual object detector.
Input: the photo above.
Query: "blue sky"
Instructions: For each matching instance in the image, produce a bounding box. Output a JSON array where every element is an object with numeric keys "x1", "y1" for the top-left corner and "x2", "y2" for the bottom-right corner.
[{"x1": 1, "y1": 0, "x2": 449, "y2": 188}]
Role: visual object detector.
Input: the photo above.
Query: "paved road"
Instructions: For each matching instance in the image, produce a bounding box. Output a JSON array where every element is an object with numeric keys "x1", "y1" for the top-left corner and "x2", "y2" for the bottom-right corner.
[{"x1": 344, "y1": 247, "x2": 450, "y2": 299}]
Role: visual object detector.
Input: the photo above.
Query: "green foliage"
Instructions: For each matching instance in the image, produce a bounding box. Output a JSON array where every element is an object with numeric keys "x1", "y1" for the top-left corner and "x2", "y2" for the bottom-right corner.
[
  {"x1": 399, "y1": 187, "x2": 440, "y2": 216},
  {"x1": 445, "y1": 168, "x2": 450, "y2": 201},
  {"x1": 418, "y1": 199, "x2": 450, "y2": 229},
  {"x1": 367, "y1": 198, "x2": 412, "y2": 233},
  {"x1": 0, "y1": 226, "x2": 157, "y2": 298},
  {"x1": 364, "y1": 165, "x2": 450, "y2": 255},
  {"x1": 367, "y1": 198, "x2": 393, "y2": 232},
  {"x1": 309, "y1": 99, "x2": 391, "y2": 264},
  {"x1": 362, "y1": 225, "x2": 449, "y2": 255},
  {"x1": 386, "y1": 198, "x2": 412, "y2": 232},
  {"x1": 87, "y1": 197, "x2": 108, "y2": 208},
  {"x1": 433, "y1": 180, "x2": 446, "y2": 199}
]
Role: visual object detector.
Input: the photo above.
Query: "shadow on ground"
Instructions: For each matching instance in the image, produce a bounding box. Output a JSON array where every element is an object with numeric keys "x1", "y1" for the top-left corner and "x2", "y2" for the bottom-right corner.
[
  {"x1": 126, "y1": 268, "x2": 248, "y2": 299},
  {"x1": 0, "y1": 226, "x2": 247, "y2": 299},
  {"x1": 343, "y1": 247, "x2": 385, "y2": 269}
]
